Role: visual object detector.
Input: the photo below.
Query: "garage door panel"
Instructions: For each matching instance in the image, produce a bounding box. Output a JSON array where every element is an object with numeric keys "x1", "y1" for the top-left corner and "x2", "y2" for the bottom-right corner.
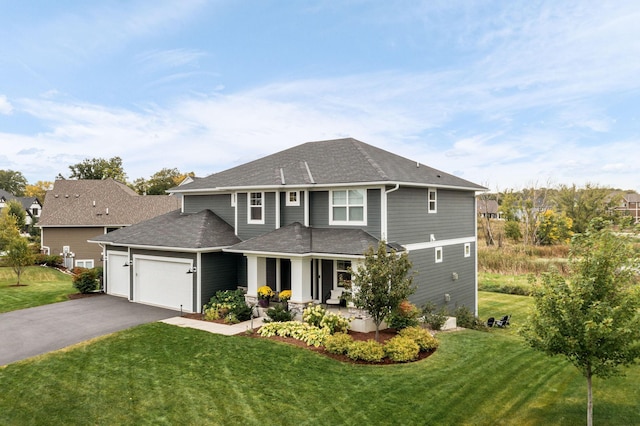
[
  {"x1": 107, "y1": 253, "x2": 130, "y2": 297},
  {"x1": 135, "y1": 258, "x2": 193, "y2": 313}
]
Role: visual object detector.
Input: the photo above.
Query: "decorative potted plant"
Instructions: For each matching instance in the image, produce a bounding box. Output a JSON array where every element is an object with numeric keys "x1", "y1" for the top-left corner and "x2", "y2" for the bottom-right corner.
[
  {"x1": 257, "y1": 285, "x2": 275, "y2": 308},
  {"x1": 278, "y1": 289, "x2": 292, "y2": 309}
]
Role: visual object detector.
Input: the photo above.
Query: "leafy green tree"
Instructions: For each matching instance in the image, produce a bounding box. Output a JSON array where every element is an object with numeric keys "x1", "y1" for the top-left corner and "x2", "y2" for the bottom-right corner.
[
  {"x1": 132, "y1": 168, "x2": 194, "y2": 195},
  {"x1": 0, "y1": 208, "x2": 20, "y2": 251},
  {"x1": 349, "y1": 241, "x2": 415, "y2": 341},
  {"x1": 521, "y1": 225, "x2": 640, "y2": 426},
  {"x1": 554, "y1": 184, "x2": 615, "y2": 234},
  {"x1": 6, "y1": 237, "x2": 33, "y2": 286},
  {"x1": 6, "y1": 199, "x2": 26, "y2": 232},
  {"x1": 0, "y1": 169, "x2": 28, "y2": 196},
  {"x1": 68, "y1": 157, "x2": 127, "y2": 181}
]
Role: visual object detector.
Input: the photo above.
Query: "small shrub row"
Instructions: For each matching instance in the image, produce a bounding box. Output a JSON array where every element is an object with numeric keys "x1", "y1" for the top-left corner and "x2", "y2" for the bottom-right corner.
[
  {"x1": 387, "y1": 300, "x2": 420, "y2": 329},
  {"x1": 302, "y1": 304, "x2": 350, "y2": 334},
  {"x1": 422, "y1": 301, "x2": 449, "y2": 331},
  {"x1": 454, "y1": 305, "x2": 488, "y2": 331},
  {"x1": 258, "y1": 321, "x2": 331, "y2": 347},
  {"x1": 72, "y1": 268, "x2": 100, "y2": 294},
  {"x1": 33, "y1": 254, "x2": 63, "y2": 267},
  {"x1": 323, "y1": 326, "x2": 438, "y2": 363}
]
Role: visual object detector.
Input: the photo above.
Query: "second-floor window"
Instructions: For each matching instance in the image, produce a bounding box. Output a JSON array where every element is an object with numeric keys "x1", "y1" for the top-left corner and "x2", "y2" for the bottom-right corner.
[
  {"x1": 428, "y1": 189, "x2": 437, "y2": 213},
  {"x1": 330, "y1": 189, "x2": 366, "y2": 225},
  {"x1": 286, "y1": 191, "x2": 299, "y2": 206},
  {"x1": 248, "y1": 192, "x2": 264, "y2": 224}
]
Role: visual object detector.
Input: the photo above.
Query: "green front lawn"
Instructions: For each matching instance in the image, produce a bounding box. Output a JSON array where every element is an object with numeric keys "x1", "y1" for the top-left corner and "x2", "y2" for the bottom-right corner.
[
  {"x1": 0, "y1": 266, "x2": 75, "y2": 313},
  {"x1": 0, "y1": 292, "x2": 638, "y2": 425}
]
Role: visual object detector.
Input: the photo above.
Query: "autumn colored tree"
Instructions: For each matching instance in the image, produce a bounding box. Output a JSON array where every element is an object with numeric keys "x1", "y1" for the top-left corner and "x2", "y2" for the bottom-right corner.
[
  {"x1": 24, "y1": 181, "x2": 53, "y2": 203},
  {"x1": 132, "y1": 168, "x2": 194, "y2": 195},
  {"x1": 349, "y1": 241, "x2": 415, "y2": 341},
  {"x1": 521, "y1": 224, "x2": 640, "y2": 426}
]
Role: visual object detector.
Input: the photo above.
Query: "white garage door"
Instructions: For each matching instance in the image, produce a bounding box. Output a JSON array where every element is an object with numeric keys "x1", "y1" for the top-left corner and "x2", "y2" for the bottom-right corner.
[
  {"x1": 134, "y1": 257, "x2": 194, "y2": 312},
  {"x1": 106, "y1": 252, "x2": 130, "y2": 298}
]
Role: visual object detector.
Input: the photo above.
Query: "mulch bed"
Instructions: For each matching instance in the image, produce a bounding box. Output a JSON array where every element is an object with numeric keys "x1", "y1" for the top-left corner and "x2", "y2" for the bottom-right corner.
[{"x1": 183, "y1": 312, "x2": 436, "y2": 365}]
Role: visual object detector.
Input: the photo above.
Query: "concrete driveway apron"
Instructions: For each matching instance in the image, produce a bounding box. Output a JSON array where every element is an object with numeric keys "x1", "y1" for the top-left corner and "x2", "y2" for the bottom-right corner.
[{"x1": 0, "y1": 294, "x2": 177, "y2": 366}]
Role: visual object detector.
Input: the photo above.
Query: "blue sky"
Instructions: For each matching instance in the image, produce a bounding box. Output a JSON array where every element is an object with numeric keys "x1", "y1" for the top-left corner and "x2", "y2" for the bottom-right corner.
[{"x1": 1, "y1": 1, "x2": 639, "y2": 192}]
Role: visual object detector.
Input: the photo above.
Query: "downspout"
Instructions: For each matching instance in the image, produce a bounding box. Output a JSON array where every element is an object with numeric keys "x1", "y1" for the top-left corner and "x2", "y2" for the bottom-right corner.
[
  {"x1": 98, "y1": 243, "x2": 105, "y2": 292},
  {"x1": 382, "y1": 184, "x2": 400, "y2": 241}
]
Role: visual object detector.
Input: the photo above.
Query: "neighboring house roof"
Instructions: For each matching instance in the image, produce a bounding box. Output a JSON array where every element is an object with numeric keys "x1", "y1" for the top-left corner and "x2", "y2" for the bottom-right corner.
[
  {"x1": 38, "y1": 179, "x2": 180, "y2": 227},
  {"x1": 89, "y1": 209, "x2": 241, "y2": 250},
  {"x1": 0, "y1": 189, "x2": 41, "y2": 218},
  {"x1": 225, "y1": 222, "x2": 403, "y2": 257},
  {"x1": 477, "y1": 199, "x2": 499, "y2": 215},
  {"x1": 623, "y1": 193, "x2": 640, "y2": 203},
  {"x1": 170, "y1": 138, "x2": 486, "y2": 193}
]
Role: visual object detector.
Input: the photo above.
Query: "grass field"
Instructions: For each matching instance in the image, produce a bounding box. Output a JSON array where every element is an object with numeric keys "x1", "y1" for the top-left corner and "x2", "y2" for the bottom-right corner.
[
  {"x1": 0, "y1": 292, "x2": 638, "y2": 425},
  {"x1": 0, "y1": 266, "x2": 75, "y2": 313}
]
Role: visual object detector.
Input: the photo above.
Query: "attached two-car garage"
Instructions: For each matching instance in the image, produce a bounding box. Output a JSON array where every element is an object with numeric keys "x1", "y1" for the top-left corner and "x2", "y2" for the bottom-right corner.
[{"x1": 105, "y1": 252, "x2": 195, "y2": 313}]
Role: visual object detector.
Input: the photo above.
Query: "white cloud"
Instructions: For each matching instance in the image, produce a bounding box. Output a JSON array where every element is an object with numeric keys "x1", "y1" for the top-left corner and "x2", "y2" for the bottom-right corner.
[{"x1": 0, "y1": 95, "x2": 13, "y2": 114}]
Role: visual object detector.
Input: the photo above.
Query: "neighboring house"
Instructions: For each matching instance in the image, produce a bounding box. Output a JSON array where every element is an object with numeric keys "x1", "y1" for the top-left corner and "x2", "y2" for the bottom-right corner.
[
  {"x1": 90, "y1": 138, "x2": 485, "y2": 314},
  {"x1": 0, "y1": 189, "x2": 42, "y2": 229},
  {"x1": 38, "y1": 179, "x2": 180, "y2": 269},
  {"x1": 477, "y1": 199, "x2": 501, "y2": 219},
  {"x1": 613, "y1": 193, "x2": 640, "y2": 223}
]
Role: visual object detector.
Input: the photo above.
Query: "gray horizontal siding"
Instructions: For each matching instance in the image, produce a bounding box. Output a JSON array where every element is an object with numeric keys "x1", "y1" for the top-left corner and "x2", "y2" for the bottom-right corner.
[
  {"x1": 183, "y1": 194, "x2": 235, "y2": 226},
  {"x1": 237, "y1": 192, "x2": 277, "y2": 240},
  {"x1": 309, "y1": 189, "x2": 381, "y2": 238},
  {"x1": 200, "y1": 252, "x2": 243, "y2": 311},
  {"x1": 280, "y1": 191, "x2": 305, "y2": 226},
  {"x1": 408, "y1": 243, "x2": 476, "y2": 312},
  {"x1": 388, "y1": 187, "x2": 476, "y2": 245}
]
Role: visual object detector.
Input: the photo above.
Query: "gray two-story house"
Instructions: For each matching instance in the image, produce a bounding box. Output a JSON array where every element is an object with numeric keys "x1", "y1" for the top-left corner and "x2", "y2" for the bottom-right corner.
[{"x1": 90, "y1": 138, "x2": 485, "y2": 314}]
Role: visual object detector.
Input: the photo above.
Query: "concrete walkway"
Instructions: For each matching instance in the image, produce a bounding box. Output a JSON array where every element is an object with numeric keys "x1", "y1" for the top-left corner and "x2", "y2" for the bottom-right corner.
[{"x1": 161, "y1": 316, "x2": 259, "y2": 336}]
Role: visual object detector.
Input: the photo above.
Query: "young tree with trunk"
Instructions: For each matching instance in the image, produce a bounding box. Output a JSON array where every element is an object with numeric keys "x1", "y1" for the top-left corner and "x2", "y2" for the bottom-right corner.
[
  {"x1": 349, "y1": 241, "x2": 415, "y2": 341},
  {"x1": 0, "y1": 208, "x2": 20, "y2": 251},
  {"x1": 521, "y1": 223, "x2": 640, "y2": 426},
  {"x1": 6, "y1": 237, "x2": 33, "y2": 286}
]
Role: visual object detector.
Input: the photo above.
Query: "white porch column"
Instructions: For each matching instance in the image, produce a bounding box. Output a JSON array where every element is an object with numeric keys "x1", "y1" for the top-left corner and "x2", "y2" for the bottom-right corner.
[
  {"x1": 290, "y1": 257, "x2": 312, "y2": 303},
  {"x1": 246, "y1": 255, "x2": 266, "y2": 297}
]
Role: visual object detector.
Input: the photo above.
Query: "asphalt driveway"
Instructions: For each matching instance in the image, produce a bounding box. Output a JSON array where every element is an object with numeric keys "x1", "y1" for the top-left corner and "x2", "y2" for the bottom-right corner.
[{"x1": 0, "y1": 294, "x2": 178, "y2": 366}]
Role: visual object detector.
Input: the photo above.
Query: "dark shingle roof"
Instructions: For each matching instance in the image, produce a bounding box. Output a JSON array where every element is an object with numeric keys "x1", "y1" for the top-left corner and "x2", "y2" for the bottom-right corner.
[
  {"x1": 38, "y1": 179, "x2": 180, "y2": 227},
  {"x1": 90, "y1": 209, "x2": 241, "y2": 250},
  {"x1": 226, "y1": 222, "x2": 402, "y2": 256},
  {"x1": 171, "y1": 138, "x2": 485, "y2": 192}
]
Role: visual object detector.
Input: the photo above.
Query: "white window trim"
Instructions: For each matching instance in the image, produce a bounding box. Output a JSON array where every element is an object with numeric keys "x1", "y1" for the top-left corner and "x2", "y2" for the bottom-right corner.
[
  {"x1": 329, "y1": 189, "x2": 367, "y2": 226},
  {"x1": 335, "y1": 260, "x2": 352, "y2": 288},
  {"x1": 428, "y1": 188, "x2": 437, "y2": 213},
  {"x1": 247, "y1": 192, "x2": 265, "y2": 225},
  {"x1": 464, "y1": 243, "x2": 471, "y2": 258},
  {"x1": 230, "y1": 193, "x2": 236, "y2": 207},
  {"x1": 75, "y1": 259, "x2": 94, "y2": 269},
  {"x1": 435, "y1": 247, "x2": 443, "y2": 263},
  {"x1": 286, "y1": 190, "x2": 300, "y2": 206}
]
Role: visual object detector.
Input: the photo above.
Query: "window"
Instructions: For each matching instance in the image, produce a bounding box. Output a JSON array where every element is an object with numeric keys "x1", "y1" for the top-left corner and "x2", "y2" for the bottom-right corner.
[
  {"x1": 428, "y1": 189, "x2": 437, "y2": 213},
  {"x1": 464, "y1": 243, "x2": 471, "y2": 258},
  {"x1": 330, "y1": 189, "x2": 366, "y2": 225},
  {"x1": 336, "y1": 260, "x2": 352, "y2": 287},
  {"x1": 75, "y1": 259, "x2": 94, "y2": 269},
  {"x1": 435, "y1": 247, "x2": 443, "y2": 263},
  {"x1": 286, "y1": 191, "x2": 299, "y2": 206},
  {"x1": 32, "y1": 207, "x2": 39, "y2": 216},
  {"x1": 248, "y1": 192, "x2": 264, "y2": 224}
]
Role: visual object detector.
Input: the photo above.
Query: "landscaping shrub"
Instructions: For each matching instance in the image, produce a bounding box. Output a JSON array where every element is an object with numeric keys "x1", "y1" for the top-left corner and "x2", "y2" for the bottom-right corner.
[
  {"x1": 302, "y1": 304, "x2": 326, "y2": 327},
  {"x1": 454, "y1": 305, "x2": 487, "y2": 331},
  {"x1": 264, "y1": 304, "x2": 295, "y2": 322},
  {"x1": 387, "y1": 300, "x2": 420, "y2": 330},
  {"x1": 319, "y1": 312, "x2": 351, "y2": 334},
  {"x1": 324, "y1": 333, "x2": 354, "y2": 355},
  {"x1": 33, "y1": 254, "x2": 63, "y2": 267},
  {"x1": 422, "y1": 301, "x2": 448, "y2": 331},
  {"x1": 399, "y1": 326, "x2": 439, "y2": 351},
  {"x1": 384, "y1": 336, "x2": 420, "y2": 362},
  {"x1": 346, "y1": 340, "x2": 385, "y2": 362},
  {"x1": 72, "y1": 269, "x2": 98, "y2": 294},
  {"x1": 204, "y1": 289, "x2": 252, "y2": 323},
  {"x1": 258, "y1": 321, "x2": 330, "y2": 347}
]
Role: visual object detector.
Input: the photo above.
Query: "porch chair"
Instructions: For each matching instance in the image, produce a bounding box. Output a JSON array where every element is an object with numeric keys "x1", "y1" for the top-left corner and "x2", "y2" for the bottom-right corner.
[
  {"x1": 325, "y1": 288, "x2": 344, "y2": 308},
  {"x1": 486, "y1": 317, "x2": 495, "y2": 327},
  {"x1": 495, "y1": 315, "x2": 511, "y2": 328}
]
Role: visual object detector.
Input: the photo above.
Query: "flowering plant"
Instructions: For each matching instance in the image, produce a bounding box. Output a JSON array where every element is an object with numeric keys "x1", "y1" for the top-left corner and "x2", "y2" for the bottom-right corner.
[
  {"x1": 257, "y1": 285, "x2": 275, "y2": 300},
  {"x1": 278, "y1": 290, "x2": 292, "y2": 302}
]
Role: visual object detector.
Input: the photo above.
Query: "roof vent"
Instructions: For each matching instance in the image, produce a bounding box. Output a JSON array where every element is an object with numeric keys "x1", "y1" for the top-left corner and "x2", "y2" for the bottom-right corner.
[
  {"x1": 436, "y1": 174, "x2": 441, "y2": 178},
  {"x1": 65, "y1": 194, "x2": 69, "y2": 198},
  {"x1": 105, "y1": 208, "x2": 109, "y2": 215},
  {"x1": 75, "y1": 194, "x2": 79, "y2": 198},
  {"x1": 54, "y1": 194, "x2": 59, "y2": 198},
  {"x1": 416, "y1": 162, "x2": 420, "y2": 168}
]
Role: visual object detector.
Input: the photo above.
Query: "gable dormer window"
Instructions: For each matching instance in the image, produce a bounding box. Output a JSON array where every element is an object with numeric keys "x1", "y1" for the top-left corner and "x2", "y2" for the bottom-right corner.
[
  {"x1": 428, "y1": 189, "x2": 437, "y2": 213},
  {"x1": 248, "y1": 192, "x2": 264, "y2": 224},
  {"x1": 330, "y1": 189, "x2": 366, "y2": 225},
  {"x1": 286, "y1": 191, "x2": 300, "y2": 206}
]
